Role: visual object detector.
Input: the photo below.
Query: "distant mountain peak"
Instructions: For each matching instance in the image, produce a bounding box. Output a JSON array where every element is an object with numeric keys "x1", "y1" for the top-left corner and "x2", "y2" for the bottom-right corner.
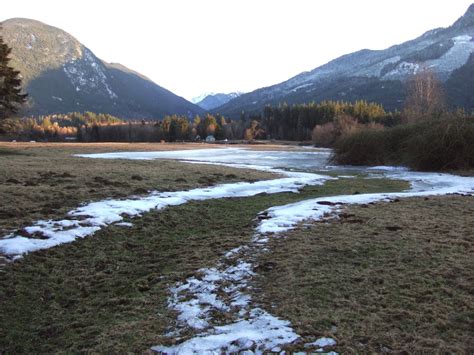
[
  {"x1": 452, "y1": 3, "x2": 474, "y2": 29},
  {"x1": 194, "y1": 92, "x2": 243, "y2": 111},
  {"x1": 191, "y1": 92, "x2": 216, "y2": 104}
]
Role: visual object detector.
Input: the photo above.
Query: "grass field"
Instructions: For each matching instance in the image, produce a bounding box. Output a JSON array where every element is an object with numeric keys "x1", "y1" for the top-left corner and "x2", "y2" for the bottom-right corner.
[
  {"x1": 255, "y1": 195, "x2": 474, "y2": 353},
  {"x1": 0, "y1": 142, "x2": 275, "y2": 236},
  {"x1": 0, "y1": 142, "x2": 472, "y2": 353}
]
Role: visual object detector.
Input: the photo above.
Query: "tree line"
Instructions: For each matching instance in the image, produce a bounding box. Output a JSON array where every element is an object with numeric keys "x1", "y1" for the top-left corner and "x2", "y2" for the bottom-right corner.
[{"x1": 1, "y1": 99, "x2": 401, "y2": 143}]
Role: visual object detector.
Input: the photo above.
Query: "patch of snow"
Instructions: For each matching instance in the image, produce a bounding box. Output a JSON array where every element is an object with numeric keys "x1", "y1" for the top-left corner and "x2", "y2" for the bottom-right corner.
[
  {"x1": 291, "y1": 83, "x2": 313, "y2": 92},
  {"x1": 424, "y1": 35, "x2": 474, "y2": 76},
  {"x1": 258, "y1": 171, "x2": 474, "y2": 235},
  {"x1": 115, "y1": 222, "x2": 133, "y2": 227},
  {"x1": 152, "y1": 225, "x2": 304, "y2": 353},
  {"x1": 453, "y1": 35, "x2": 472, "y2": 43},
  {"x1": 355, "y1": 56, "x2": 401, "y2": 78},
  {"x1": 63, "y1": 48, "x2": 117, "y2": 100},
  {"x1": 305, "y1": 337, "x2": 337, "y2": 349},
  {"x1": 383, "y1": 61, "x2": 420, "y2": 79},
  {"x1": 191, "y1": 92, "x2": 215, "y2": 104},
  {"x1": 367, "y1": 165, "x2": 409, "y2": 171},
  {"x1": 152, "y1": 308, "x2": 299, "y2": 354}
]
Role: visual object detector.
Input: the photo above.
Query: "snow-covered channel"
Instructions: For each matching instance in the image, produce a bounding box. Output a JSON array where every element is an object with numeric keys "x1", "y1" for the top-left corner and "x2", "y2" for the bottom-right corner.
[{"x1": 1, "y1": 147, "x2": 473, "y2": 353}]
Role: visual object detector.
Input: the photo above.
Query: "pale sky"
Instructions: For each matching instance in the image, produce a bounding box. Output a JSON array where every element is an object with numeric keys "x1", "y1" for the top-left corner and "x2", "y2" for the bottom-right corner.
[{"x1": 1, "y1": 0, "x2": 473, "y2": 100}]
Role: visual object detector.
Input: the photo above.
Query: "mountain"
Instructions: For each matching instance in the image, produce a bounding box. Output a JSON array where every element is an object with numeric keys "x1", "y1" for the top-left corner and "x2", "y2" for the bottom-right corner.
[
  {"x1": 215, "y1": 4, "x2": 474, "y2": 117},
  {"x1": 0, "y1": 18, "x2": 204, "y2": 119},
  {"x1": 193, "y1": 92, "x2": 242, "y2": 110}
]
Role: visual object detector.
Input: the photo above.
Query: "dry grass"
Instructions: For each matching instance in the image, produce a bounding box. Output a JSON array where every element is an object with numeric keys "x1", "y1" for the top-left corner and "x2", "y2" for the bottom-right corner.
[
  {"x1": 255, "y1": 195, "x2": 474, "y2": 353},
  {"x1": 0, "y1": 171, "x2": 409, "y2": 353},
  {"x1": 0, "y1": 142, "x2": 275, "y2": 235}
]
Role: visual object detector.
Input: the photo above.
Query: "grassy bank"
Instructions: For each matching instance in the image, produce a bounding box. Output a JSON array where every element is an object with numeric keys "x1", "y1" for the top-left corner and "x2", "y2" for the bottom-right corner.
[
  {"x1": 0, "y1": 177, "x2": 408, "y2": 353},
  {"x1": 333, "y1": 115, "x2": 474, "y2": 171},
  {"x1": 255, "y1": 195, "x2": 474, "y2": 353}
]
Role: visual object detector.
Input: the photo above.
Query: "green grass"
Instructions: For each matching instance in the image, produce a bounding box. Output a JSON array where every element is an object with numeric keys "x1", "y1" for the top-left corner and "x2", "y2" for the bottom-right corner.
[
  {"x1": 0, "y1": 147, "x2": 28, "y2": 156},
  {"x1": 254, "y1": 195, "x2": 474, "y2": 353},
  {"x1": 0, "y1": 177, "x2": 408, "y2": 353}
]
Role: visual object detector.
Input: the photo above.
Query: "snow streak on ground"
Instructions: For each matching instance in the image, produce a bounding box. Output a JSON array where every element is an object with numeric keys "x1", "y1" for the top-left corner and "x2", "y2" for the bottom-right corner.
[
  {"x1": 0, "y1": 168, "x2": 329, "y2": 257},
  {"x1": 151, "y1": 170, "x2": 474, "y2": 353},
  {"x1": 2, "y1": 148, "x2": 474, "y2": 353},
  {"x1": 259, "y1": 171, "x2": 474, "y2": 235}
]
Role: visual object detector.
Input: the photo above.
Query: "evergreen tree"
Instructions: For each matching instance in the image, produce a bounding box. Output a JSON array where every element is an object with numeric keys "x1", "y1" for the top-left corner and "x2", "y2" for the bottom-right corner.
[{"x1": 0, "y1": 30, "x2": 27, "y2": 120}]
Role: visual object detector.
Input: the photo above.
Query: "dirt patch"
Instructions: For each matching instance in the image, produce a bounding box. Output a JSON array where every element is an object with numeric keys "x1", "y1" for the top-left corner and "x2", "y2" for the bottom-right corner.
[{"x1": 254, "y1": 195, "x2": 474, "y2": 353}]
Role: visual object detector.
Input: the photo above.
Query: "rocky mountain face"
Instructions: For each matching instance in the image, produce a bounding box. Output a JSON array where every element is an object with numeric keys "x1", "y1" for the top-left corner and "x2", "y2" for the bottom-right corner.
[
  {"x1": 193, "y1": 92, "x2": 242, "y2": 110},
  {"x1": 216, "y1": 4, "x2": 474, "y2": 117},
  {"x1": 1, "y1": 18, "x2": 203, "y2": 119}
]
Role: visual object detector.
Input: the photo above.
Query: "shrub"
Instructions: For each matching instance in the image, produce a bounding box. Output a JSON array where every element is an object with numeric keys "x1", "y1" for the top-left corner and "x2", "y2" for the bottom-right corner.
[
  {"x1": 312, "y1": 122, "x2": 336, "y2": 147},
  {"x1": 332, "y1": 114, "x2": 474, "y2": 171},
  {"x1": 405, "y1": 115, "x2": 474, "y2": 170}
]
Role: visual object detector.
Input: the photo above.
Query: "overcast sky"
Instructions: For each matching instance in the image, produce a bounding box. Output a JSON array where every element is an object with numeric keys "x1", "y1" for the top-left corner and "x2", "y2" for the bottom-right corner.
[{"x1": 1, "y1": 0, "x2": 472, "y2": 100}]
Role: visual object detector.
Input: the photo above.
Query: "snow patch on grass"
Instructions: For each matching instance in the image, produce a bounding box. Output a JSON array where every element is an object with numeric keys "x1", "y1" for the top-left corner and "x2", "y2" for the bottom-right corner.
[
  {"x1": 0, "y1": 163, "x2": 329, "y2": 257},
  {"x1": 152, "y1": 168, "x2": 473, "y2": 353}
]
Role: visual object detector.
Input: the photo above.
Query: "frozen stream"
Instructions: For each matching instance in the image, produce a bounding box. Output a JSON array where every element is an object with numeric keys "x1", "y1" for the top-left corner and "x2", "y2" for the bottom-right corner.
[{"x1": 1, "y1": 147, "x2": 473, "y2": 353}]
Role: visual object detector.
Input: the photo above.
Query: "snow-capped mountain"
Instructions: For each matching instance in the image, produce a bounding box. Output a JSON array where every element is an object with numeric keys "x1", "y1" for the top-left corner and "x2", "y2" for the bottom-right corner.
[
  {"x1": 191, "y1": 92, "x2": 215, "y2": 104},
  {"x1": 1, "y1": 18, "x2": 203, "y2": 118},
  {"x1": 216, "y1": 4, "x2": 474, "y2": 117},
  {"x1": 193, "y1": 92, "x2": 243, "y2": 111}
]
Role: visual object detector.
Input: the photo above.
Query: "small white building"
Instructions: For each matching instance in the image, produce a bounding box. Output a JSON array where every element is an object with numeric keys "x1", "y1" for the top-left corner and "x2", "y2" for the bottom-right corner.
[{"x1": 205, "y1": 135, "x2": 216, "y2": 142}]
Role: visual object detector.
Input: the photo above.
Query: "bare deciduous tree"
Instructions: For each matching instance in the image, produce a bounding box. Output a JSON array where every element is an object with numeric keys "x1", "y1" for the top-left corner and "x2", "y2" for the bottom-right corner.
[{"x1": 404, "y1": 70, "x2": 445, "y2": 121}]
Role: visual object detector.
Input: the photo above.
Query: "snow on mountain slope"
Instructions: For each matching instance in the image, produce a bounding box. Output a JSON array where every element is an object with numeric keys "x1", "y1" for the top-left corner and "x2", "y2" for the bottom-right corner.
[
  {"x1": 194, "y1": 92, "x2": 243, "y2": 110},
  {"x1": 1, "y1": 18, "x2": 203, "y2": 118},
  {"x1": 216, "y1": 4, "x2": 474, "y2": 117}
]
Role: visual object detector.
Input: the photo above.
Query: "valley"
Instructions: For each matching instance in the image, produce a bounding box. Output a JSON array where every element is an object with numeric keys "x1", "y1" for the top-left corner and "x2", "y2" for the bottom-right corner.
[{"x1": 1, "y1": 2, "x2": 473, "y2": 354}]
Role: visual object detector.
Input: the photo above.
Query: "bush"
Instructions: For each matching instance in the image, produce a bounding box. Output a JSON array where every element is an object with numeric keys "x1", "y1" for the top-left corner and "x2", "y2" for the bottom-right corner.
[
  {"x1": 332, "y1": 129, "x2": 389, "y2": 166},
  {"x1": 332, "y1": 114, "x2": 474, "y2": 171},
  {"x1": 405, "y1": 116, "x2": 474, "y2": 170},
  {"x1": 312, "y1": 122, "x2": 336, "y2": 147}
]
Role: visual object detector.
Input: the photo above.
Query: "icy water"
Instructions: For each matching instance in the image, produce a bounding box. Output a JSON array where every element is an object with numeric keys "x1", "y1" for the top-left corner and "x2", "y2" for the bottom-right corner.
[
  {"x1": 2, "y1": 147, "x2": 473, "y2": 353},
  {"x1": 77, "y1": 146, "x2": 474, "y2": 193},
  {"x1": 77, "y1": 147, "x2": 333, "y2": 171}
]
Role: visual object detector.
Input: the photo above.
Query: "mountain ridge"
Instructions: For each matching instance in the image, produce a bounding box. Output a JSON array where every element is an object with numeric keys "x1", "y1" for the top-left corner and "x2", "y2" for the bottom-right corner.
[
  {"x1": 214, "y1": 4, "x2": 474, "y2": 117},
  {"x1": 1, "y1": 18, "x2": 204, "y2": 119}
]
